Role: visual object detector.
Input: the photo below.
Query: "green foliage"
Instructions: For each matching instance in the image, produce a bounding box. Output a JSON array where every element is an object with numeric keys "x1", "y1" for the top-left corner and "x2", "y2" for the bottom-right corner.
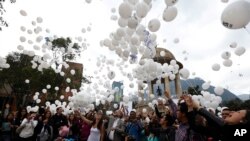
[
  {"x1": 0, "y1": 0, "x2": 15, "y2": 31},
  {"x1": 187, "y1": 85, "x2": 201, "y2": 95}
]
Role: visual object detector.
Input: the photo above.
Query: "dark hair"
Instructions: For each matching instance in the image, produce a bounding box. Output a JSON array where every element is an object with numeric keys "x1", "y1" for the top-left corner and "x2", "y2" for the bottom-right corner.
[
  {"x1": 165, "y1": 114, "x2": 175, "y2": 126},
  {"x1": 92, "y1": 117, "x2": 103, "y2": 131},
  {"x1": 178, "y1": 102, "x2": 188, "y2": 114},
  {"x1": 245, "y1": 110, "x2": 250, "y2": 123}
]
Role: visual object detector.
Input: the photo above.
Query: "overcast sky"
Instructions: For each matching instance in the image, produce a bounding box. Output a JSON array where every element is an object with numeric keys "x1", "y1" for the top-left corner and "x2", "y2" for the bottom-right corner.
[{"x1": 0, "y1": 0, "x2": 250, "y2": 96}]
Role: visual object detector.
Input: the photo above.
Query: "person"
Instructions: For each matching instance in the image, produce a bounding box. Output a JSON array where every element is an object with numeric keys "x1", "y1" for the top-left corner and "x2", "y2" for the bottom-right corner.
[
  {"x1": 36, "y1": 118, "x2": 53, "y2": 141},
  {"x1": 106, "y1": 110, "x2": 125, "y2": 141},
  {"x1": 0, "y1": 113, "x2": 15, "y2": 141},
  {"x1": 49, "y1": 107, "x2": 68, "y2": 140},
  {"x1": 125, "y1": 111, "x2": 142, "y2": 141},
  {"x1": 18, "y1": 112, "x2": 38, "y2": 141},
  {"x1": 79, "y1": 111, "x2": 93, "y2": 141},
  {"x1": 221, "y1": 107, "x2": 230, "y2": 120},
  {"x1": 80, "y1": 110, "x2": 105, "y2": 141},
  {"x1": 184, "y1": 95, "x2": 250, "y2": 141}
]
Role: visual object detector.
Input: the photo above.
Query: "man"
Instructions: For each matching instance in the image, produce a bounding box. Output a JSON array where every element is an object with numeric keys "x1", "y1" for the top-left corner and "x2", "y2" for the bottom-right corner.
[
  {"x1": 125, "y1": 111, "x2": 142, "y2": 141},
  {"x1": 107, "y1": 110, "x2": 125, "y2": 141},
  {"x1": 221, "y1": 107, "x2": 230, "y2": 120},
  {"x1": 49, "y1": 107, "x2": 68, "y2": 139}
]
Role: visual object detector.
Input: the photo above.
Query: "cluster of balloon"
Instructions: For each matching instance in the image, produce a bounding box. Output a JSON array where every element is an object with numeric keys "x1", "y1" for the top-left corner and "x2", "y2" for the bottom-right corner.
[
  {"x1": 221, "y1": 0, "x2": 250, "y2": 29},
  {"x1": 133, "y1": 59, "x2": 190, "y2": 82},
  {"x1": 192, "y1": 90, "x2": 222, "y2": 110},
  {"x1": 0, "y1": 57, "x2": 10, "y2": 69}
]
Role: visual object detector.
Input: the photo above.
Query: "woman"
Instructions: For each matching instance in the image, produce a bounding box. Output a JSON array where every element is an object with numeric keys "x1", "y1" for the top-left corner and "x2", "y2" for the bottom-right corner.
[
  {"x1": 80, "y1": 111, "x2": 94, "y2": 141},
  {"x1": 79, "y1": 110, "x2": 105, "y2": 141},
  {"x1": 18, "y1": 112, "x2": 38, "y2": 141},
  {"x1": 1, "y1": 113, "x2": 15, "y2": 141},
  {"x1": 184, "y1": 95, "x2": 250, "y2": 141}
]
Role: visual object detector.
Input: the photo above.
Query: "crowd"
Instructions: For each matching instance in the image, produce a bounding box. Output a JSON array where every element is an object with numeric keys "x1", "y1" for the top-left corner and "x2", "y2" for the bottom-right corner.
[{"x1": 0, "y1": 92, "x2": 250, "y2": 141}]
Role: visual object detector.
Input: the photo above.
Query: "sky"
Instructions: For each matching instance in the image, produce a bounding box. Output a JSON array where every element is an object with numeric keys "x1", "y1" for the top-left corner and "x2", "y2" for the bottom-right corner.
[{"x1": 0, "y1": 0, "x2": 250, "y2": 96}]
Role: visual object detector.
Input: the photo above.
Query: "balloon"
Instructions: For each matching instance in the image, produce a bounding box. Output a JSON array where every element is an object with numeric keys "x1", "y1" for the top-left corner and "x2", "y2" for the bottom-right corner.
[
  {"x1": 25, "y1": 79, "x2": 30, "y2": 84},
  {"x1": 36, "y1": 17, "x2": 43, "y2": 23},
  {"x1": 128, "y1": 17, "x2": 138, "y2": 29},
  {"x1": 148, "y1": 19, "x2": 161, "y2": 32},
  {"x1": 144, "y1": 0, "x2": 152, "y2": 4},
  {"x1": 85, "y1": 0, "x2": 92, "y2": 3},
  {"x1": 202, "y1": 82, "x2": 210, "y2": 90},
  {"x1": 234, "y1": 46, "x2": 246, "y2": 56},
  {"x1": 221, "y1": 51, "x2": 231, "y2": 59},
  {"x1": 221, "y1": 0, "x2": 228, "y2": 3},
  {"x1": 214, "y1": 86, "x2": 224, "y2": 95},
  {"x1": 164, "y1": 0, "x2": 178, "y2": 6},
  {"x1": 212, "y1": 63, "x2": 220, "y2": 71},
  {"x1": 128, "y1": 0, "x2": 139, "y2": 5},
  {"x1": 118, "y1": 18, "x2": 128, "y2": 27},
  {"x1": 20, "y1": 26, "x2": 26, "y2": 32},
  {"x1": 42, "y1": 89, "x2": 47, "y2": 94},
  {"x1": 136, "y1": 2, "x2": 149, "y2": 18},
  {"x1": 173, "y1": 38, "x2": 179, "y2": 43},
  {"x1": 162, "y1": 6, "x2": 178, "y2": 22},
  {"x1": 111, "y1": 15, "x2": 118, "y2": 21},
  {"x1": 113, "y1": 103, "x2": 118, "y2": 109},
  {"x1": 119, "y1": 2, "x2": 132, "y2": 19},
  {"x1": 36, "y1": 99, "x2": 41, "y2": 104},
  {"x1": 66, "y1": 78, "x2": 71, "y2": 83},
  {"x1": 223, "y1": 59, "x2": 232, "y2": 67},
  {"x1": 70, "y1": 69, "x2": 76, "y2": 75},
  {"x1": 111, "y1": 8, "x2": 116, "y2": 13},
  {"x1": 20, "y1": 36, "x2": 26, "y2": 42},
  {"x1": 142, "y1": 108, "x2": 147, "y2": 113},
  {"x1": 60, "y1": 95, "x2": 65, "y2": 100},
  {"x1": 20, "y1": 10, "x2": 27, "y2": 16},
  {"x1": 46, "y1": 85, "x2": 51, "y2": 89},
  {"x1": 221, "y1": 1, "x2": 250, "y2": 29},
  {"x1": 160, "y1": 51, "x2": 166, "y2": 57},
  {"x1": 179, "y1": 68, "x2": 190, "y2": 79},
  {"x1": 229, "y1": 42, "x2": 237, "y2": 48},
  {"x1": 108, "y1": 71, "x2": 116, "y2": 80}
]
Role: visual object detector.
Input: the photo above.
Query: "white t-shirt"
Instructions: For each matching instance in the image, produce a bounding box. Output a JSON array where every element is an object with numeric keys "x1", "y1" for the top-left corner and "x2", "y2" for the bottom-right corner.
[
  {"x1": 19, "y1": 118, "x2": 38, "y2": 138},
  {"x1": 109, "y1": 118, "x2": 119, "y2": 140}
]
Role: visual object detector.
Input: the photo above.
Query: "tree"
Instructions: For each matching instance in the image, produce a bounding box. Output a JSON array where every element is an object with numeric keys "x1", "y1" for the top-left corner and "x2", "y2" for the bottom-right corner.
[
  {"x1": 187, "y1": 85, "x2": 201, "y2": 95},
  {"x1": 0, "y1": 0, "x2": 15, "y2": 31},
  {"x1": 0, "y1": 52, "x2": 85, "y2": 107}
]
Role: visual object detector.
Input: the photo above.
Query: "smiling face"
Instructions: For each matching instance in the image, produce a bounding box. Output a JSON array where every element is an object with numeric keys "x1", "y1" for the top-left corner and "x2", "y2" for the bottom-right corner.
[{"x1": 224, "y1": 110, "x2": 247, "y2": 125}]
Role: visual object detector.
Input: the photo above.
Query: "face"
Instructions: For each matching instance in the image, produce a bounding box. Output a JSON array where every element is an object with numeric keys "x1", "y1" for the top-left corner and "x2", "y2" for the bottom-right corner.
[
  {"x1": 221, "y1": 110, "x2": 230, "y2": 119},
  {"x1": 129, "y1": 111, "x2": 136, "y2": 120},
  {"x1": 160, "y1": 117, "x2": 166, "y2": 125},
  {"x1": 95, "y1": 112, "x2": 103, "y2": 120},
  {"x1": 57, "y1": 108, "x2": 63, "y2": 114},
  {"x1": 45, "y1": 111, "x2": 51, "y2": 118},
  {"x1": 224, "y1": 110, "x2": 246, "y2": 125},
  {"x1": 69, "y1": 114, "x2": 74, "y2": 120},
  {"x1": 21, "y1": 109, "x2": 27, "y2": 116}
]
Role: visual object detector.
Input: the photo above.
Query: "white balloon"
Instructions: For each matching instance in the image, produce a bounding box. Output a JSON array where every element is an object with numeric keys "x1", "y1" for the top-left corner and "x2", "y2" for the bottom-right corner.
[
  {"x1": 162, "y1": 6, "x2": 178, "y2": 22},
  {"x1": 202, "y1": 82, "x2": 210, "y2": 90},
  {"x1": 129, "y1": 83, "x2": 134, "y2": 88},
  {"x1": 42, "y1": 89, "x2": 47, "y2": 94},
  {"x1": 36, "y1": 17, "x2": 43, "y2": 23},
  {"x1": 221, "y1": 51, "x2": 231, "y2": 59},
  {"x1": 128, "y1": 17, "x2": 138, "y2": 29},
  {"x1": 160, "y1": 51, "x2": 166, "y2": 57},
  {"x1": 179, "y1": 68, "x2": 190, "y2": 79},
  {"x1": 142, "y1": 108, "x2": 147, "y2": 113},
  {"x1": 66, "y1": 78, "x2": 71, "y2": 83},
  {"x1": 36, "y1": 99, "x2": 41, "y2": 104},
  {"x1": 148, "y1": 19, "x2": 161, "y2": 32},
  {"x1": 20, "y1": 10, "x2": 27, "y2": 16},
  {"x1": 119, "y1": 2, "x2": 132, "y2": 19},
  {"x1": 223, "y1": 59, "x2": 232, "y2": 67},
  {"x1": 214, "y1": 86, "x2": 224, "y2": 95},
  {"x1": 229, "y1": 42, "x2": 237, "y2": 48},
  {"x1": 136, "y1": 2, "x2": 149, "y2": 18},
  {"x1": 164, "y1": 0, "x2": 178, "y2": 6},
  {"x1": 144, "y1": 0, "x2": 152, "y2": 4},
  {"x1": 25, "y1": 79, "x2": 30, "y2": 84},
  {"x1": 17, "y1": 45, "x2": 24, "y2": 50},
  {"x1": 20, "y1": 26, "x2": 26, "y2": 32},
  {"x1": 33, "y1": 95, "x2": 38, "y2": 100},
  {"x1": 173, "y1": 38, "x2": 179, "y2": 43},
  {"x1": 60, "y1": 95, "x2": 65, "y2": 100},
  {"x1": 221, "y1": 1, "x2": 250, "y2": 29},
  {"x1": 212, "y1": 63, "x2": 220, "y2": 71},
  {"x1": 221, "y1": 0, "x2": 228, "y2": 3},
  {"x1": 108, "y1": 71, "x2": 116, "y2": 80},
  {"x1": 113, "y1": 103, "x2": 118, "y2": 109},
  {"x1": 70, "y1": 69, "x2": 76, "y2": 75},
  {"x1": 20, "y1": 36, "x2": 26, "y2": 42},
  {"x1": 46, "y1": 85, "x2": 51, "y2": 89},
  {"x1": 118, "y1": 18, "x2": 128, "y2": 27},
  {"x1": 234, "y1": 46, "x2": 246, "y2": 56}
]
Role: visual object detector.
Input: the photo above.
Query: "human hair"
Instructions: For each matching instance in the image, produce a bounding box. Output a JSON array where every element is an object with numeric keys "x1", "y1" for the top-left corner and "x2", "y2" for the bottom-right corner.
[
  {"x1": 244, "y1": 110, "x2": 250, "y2": 123},
  {"x1": 165, "y1": 114, "x2": 175, "y2": 126}
]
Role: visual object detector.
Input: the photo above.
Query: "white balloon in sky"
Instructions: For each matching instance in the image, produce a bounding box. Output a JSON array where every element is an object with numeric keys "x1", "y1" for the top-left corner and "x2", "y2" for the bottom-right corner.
[
  {"x1": 111, "y1": 15, "x2": 118, "y2": 21},
  {"x1": 70, "y1": 69, "x2": 76, "y2": 75},
  {"x1": 111, "y1": 8, "x2": 116, "y2": 13},
  {"x1": 212, "y1": 63, "x2": 220, "y2": 71},
  {"x1": 129, "y1": 83, "x2": 134, "y2": 88},
  {"x1": 119, "y1": 2, "x2": 132, "y2": 19},
  {"x1": 108, "y1": 70, "x2": 116, "y2": 80},
  {"x1": 36, "y1": 17, "x2": 43, "y2": 23},
  {"x1": 173, "y1": 38, "x2": 179, "y2": 44},
  {"x1": 221, "y1": 51, "x2": 231, "y2": 59},
  {"x1": 25, "y1": 79, "x2": 30, "y2": 84},
  {"x1": 17, "y1": 45, "x2": 24, "y2": 51},
  {"x1": 148, "y1": 19, "x2": 161, "y2": 32},
  {"x1": 46, "y1": 84, "x2": 51, "y2": 89},
  {"x1": 118, "y1": 18, "x2": 128, "y2": 27},
  {"x1": 20, "y1": 26, "x2": 26, "y2": 32},
  {"x1": 128, "y1": 0, "x2": 139, "y2": 5},
  {"x1": 164, "y1": 0, "x2": 178, "y2": 6},
  {"x1": 55, "y1": 86, "x2": 59, "y2": 91},
  {"x1": 221, "y1": 0, "x2": 250, "y2": 29},
  {"x1": 179, "y1": 68, "x2": 190, "y2": 79},
  {"x1": 20, "y1": 36, "x2": 26, "y2": 42},
  {"x1": 66, "y1": 78, "x2": 71, "y2": 83},
  {"x1": 214, "y1": 86, "x2": 224, "y2": 95},
  {"x1": 42, "y1": 89, "x2": 47, "y2": 94},
  {"x1": 136, "y1": 2, "x2": 149, "y2": 18},
  {"x1": 60, "y1": 95, "x2": 65, "y2": 100},
  {"x1": 36, "y1": 99, "x2": 41, "y2": 104},
  {"x1": 20, "y1": 10, "x2": 27, "y2": 16},
  {"x1": 162, "y1": 6, "x2": 178, "y2": 22},
  {"x1": 81, "y1": 28, "x2": 86, "y2": 33},
  {"x1": 223, "y1": 59, "x2": 232, "y2": 67},
  {"x1": 229, "y1": 42, "x2": 237, "y2": 48},
  {"x1": 128, "y1": 17, "x2": 138, "y2": 29},
  {"x1": 234, "y1": 46, "x2": 246, "y2": 56},
  {"x1": 85, "y1": 0, "x2": 92, "y2": 3}
]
